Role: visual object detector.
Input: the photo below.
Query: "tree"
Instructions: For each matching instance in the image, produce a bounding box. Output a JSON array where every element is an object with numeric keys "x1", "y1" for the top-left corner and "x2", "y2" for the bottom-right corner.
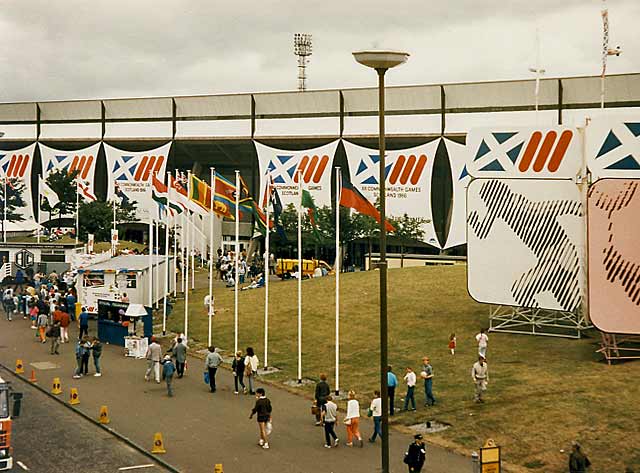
[
  {"x1": 78, "y1": 200, "x2": 137, "y2": 242},
  {"x1": 1, "y1": 178, "x2": 26, "y2": 234},
  {"x1": 41, "y1": 169, "x2": 80, "y2": 227}
]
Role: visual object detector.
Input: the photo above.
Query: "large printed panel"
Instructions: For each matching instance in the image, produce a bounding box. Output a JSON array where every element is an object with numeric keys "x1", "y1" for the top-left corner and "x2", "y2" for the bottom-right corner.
[
  {"x1": 588, "y1": 179, "x2": 640, "y2": 334},
  {"x1": 256, "y1": 140, "x2": 339, "y2": 209},
  {"x1": 467, "y1": 179, "x2": 584, "y2": 312},
  {"x1": 466, "y1": 127, "x2": 581, "y2": 179},
  {"x1": 443, "y1": 138, "x2": 470, "y2": 249},
  {"x1": 586, "y1": 118, "x2": 640, "y2": 181},
  {"x1": 344, "y1": 140, "x2": 440, "y2": 247},
  {"x1": 0, "y1": 144, "x2": 36, "y2": 225},
  {"x1": 105, "y1": 143, "x2": 171, "y2": 222}
]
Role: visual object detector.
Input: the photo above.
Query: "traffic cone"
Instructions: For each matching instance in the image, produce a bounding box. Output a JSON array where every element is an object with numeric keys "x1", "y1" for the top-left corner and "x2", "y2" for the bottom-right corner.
[
  {"x1": 214, "y1": 464, "x2": 224, "y2": 473},
  {"x1": 69, "y1": 387, "x2": 80, "y2": 405},
  {"x1": 99, "y1": 405, "x2": 110, "y2": 424},
  {"x1": 51, "y1": 377, "x2": 62, "y2": 395},
  {"x1": 151, "y1": 432, "x2": 166, "y2": 454},
  {"x1": 15, "y1": 359, "x2": 24, "y2": 374},
  {"x1": 28, "y1": 369, "x2": 37, "y2": 383}
]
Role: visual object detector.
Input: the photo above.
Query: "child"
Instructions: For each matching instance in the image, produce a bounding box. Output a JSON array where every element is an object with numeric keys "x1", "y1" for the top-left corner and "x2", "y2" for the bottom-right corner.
[
  {"x1": 161, "y1": 355, "x2": 176, "y2": 397},
  {"x1": 30, "y1": 301, "x2": 39, "y2": 329},
  {"x1": 249, "y1": 388, "x2": 272, "y2": 449},
  {"x1": 321, "y1": 395, "x2": 339, "y2": 448},
  {"x1": 448, "y1": 333, "x2": 457, "y2": 355},
  {"x1": 232, "y1": 350, "x2": 246, "y2": 394},
  {"x1": 403, "y1": 367, "x2": 417, "y2": 411}
]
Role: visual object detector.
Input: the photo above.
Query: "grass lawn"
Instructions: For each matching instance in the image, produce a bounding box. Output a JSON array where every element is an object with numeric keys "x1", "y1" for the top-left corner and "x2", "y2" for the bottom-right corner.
[{"x1": 166, "y1": 265, "x2": 639, "y2": 473}]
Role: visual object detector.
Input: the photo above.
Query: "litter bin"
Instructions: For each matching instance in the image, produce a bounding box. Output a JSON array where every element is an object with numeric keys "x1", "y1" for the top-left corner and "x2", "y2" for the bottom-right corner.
[{"x1": 12, "y1": 392, "x2": 23, "y2": 417}]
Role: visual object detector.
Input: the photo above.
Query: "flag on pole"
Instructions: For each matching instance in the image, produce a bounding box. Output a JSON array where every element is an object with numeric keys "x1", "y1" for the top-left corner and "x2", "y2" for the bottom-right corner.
[
  {"x1": 340, "y1": 180, "x2": 396, "y2": 232},
  {"x1": 78, "y1": 181, "x2": 97, "y2": 203},
  {"x1": 301, "y1": 189, "x2": 322, "y2": 240},
  {"x1": 115, "y1": 182, "x2": 130, "y2": 205},
  {"x1": 171, "y1": 174, "x2": 205, "y2": 216},
  {"x1": 265, "y1": 174, "x2": 287, "y2": 241},
  {"x1": 189, "y1": 174, "x2": 212, "y2": 211},
  {"x1": 213, "y1": 172, "x2": 237, "y2": 219},
  {"x1": 39, "y1": 177, "x2": 60, "y2": 207}
]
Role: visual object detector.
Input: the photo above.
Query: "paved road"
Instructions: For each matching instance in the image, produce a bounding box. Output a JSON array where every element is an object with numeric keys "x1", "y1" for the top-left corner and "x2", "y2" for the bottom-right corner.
[
  {"x1": 3, "y1": 369, "x2": 171, "y2": 473},
  {"x1": 0, "y1": 316, "x2": 471, "y2": 473}
]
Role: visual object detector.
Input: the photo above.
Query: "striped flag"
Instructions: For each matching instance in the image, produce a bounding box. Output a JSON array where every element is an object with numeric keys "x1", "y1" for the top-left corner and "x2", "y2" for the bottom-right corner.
[
  {"x1": 213, "y1": 172, "x2": 237, "y2": 219},
  {"x1": 189, "y1": 174, "x2": 212, "y2": 211},
  {"x1": 39, "y1": 177, "x2": 60, "y2": 207},
  {"x1": 340, "y1": 180, "x2": 395, "y2": 232}
]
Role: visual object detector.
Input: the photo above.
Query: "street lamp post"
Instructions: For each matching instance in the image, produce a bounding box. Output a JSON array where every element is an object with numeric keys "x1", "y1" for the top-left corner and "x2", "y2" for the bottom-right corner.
[{"x1": 352, "y1": 49, "x2": 409, "y2": 473}]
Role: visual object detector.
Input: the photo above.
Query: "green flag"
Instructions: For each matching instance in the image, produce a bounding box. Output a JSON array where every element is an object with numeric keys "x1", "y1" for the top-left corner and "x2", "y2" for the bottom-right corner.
[{"x1": 301, "y1": 189, "x2": 322, "y2": 241}]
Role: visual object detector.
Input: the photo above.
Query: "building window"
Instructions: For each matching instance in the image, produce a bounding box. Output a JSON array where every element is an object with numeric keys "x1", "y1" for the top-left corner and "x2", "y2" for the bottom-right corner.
[{"x1": 83, "y1": 273, "x2": 105, "y2": 287}]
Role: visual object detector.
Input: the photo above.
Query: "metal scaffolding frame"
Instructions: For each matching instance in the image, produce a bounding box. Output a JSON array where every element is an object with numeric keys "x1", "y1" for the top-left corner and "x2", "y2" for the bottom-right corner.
[
  {"x1": 488, "y1": 305, "x2": 592, "y2": 339},
  {"x1": 597, "y1": 333, "x2": 640, "y2": 364}
]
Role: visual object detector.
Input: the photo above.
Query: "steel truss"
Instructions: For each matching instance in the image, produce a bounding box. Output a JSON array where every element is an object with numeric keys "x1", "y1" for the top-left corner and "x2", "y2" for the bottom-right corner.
[
  {"x1": 597, "y1": 332, "x2": 640, "y2": 365},
  {"x1": 488, "y1": 305, "x2": 592, "y2": 339}
]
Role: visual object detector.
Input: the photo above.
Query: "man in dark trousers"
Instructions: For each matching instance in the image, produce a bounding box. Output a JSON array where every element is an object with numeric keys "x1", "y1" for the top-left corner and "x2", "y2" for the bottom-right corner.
[
  {"x1": 78, "y1": 306, "x2": 90, "y2": 339},
  {"x1": 314, "y1": 373, "x2": 331, "y2": 426},
  {"x1": 387, "y1": 365, "x2": 398, "y2": 416},
  {"x1": 404, "y1": 434, "x2": 426, "y2": 472},
  {"x1": 569, "y1": 441, "x2": 591, "y2": 473},
  {"x1": 172, "y1": 338, "x2": 187, "y2": 378}
]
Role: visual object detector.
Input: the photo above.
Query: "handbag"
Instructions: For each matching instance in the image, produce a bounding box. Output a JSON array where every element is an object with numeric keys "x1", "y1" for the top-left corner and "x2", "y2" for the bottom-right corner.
[
  {"x1": 311, "y1": 402, "x2": 320, "y2": 416},
  {"x1": 343, "y1": 418, "x2": 352, "y2": 425},
  {"x1": 265, "y1": 421, "x2": 273, "y2": 435},
  {"x1": 203, "y1": 371, "x2": 210, "y2": 385},
  {"x1": 367, "y1": 408, "x2": 373, "y2": 417}
]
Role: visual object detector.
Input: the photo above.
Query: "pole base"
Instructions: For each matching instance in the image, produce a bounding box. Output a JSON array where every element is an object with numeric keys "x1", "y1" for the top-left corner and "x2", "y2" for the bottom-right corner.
[{"x1": 297, "y1": 379, "x2": 302, "y2": 384}]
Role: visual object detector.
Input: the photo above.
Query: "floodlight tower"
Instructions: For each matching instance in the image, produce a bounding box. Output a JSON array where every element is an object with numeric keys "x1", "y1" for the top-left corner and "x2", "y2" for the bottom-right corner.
[{"x1": 293, "y1": 33, "x2": 313, "y2": 92}]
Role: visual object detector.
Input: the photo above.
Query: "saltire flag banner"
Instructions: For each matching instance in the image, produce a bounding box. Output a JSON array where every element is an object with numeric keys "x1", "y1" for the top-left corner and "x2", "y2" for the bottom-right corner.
[
  {"x1": 39, "y1": 143, "x2": 100, "y2": 214},
  {"x1": 442, "y1": 138, "x2": 470, "y2": 249},
  {"x1": 585, "y1": 118, "x2": 640, "y2": 181},
  {"x1": 339, "y1": 180, "x2": 395, "y2": 233},
  {"x1": 213, "y1": 172, "x2": 237, "y2": 219},
  {"x1": 343, "y1": 140, "x2": 440, "y2": 247},
  {"x1": 189, "y1": 174, "x2": 213, "y2": 211},
  {"x1": 256, "y1": 140, "x2": 339, "y2": 209},
  {"x1": 0, "y1": 143, "x2": 36, "y2": 224},
  {"x1": 39, "y1": 176, "x2": 60, "y2": 208},
  {"x1": 105, "y1": 143, "x2": 171, "y2": 221},
  {"x1": 465, "y1": 127, "x2": 581, "y2": 179},
  {"x1": 301, "y1": 189, "x2": 322, "y2": 240}
]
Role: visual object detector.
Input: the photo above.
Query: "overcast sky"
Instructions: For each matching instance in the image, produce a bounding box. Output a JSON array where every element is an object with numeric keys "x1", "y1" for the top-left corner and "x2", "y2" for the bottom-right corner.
[{"x1": 0, "y1": 0, "x2": 638, "y2": 102}]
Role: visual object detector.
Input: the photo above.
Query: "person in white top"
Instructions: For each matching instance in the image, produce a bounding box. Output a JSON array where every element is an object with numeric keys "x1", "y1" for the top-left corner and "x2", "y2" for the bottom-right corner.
[
  {"x1": 471, "y1": 355, "x2": 489, "y2": 403},
  {"x1": 476, "y1": 329, "x2": 489, "y2": 358},
  {"x1": 403, "y1": 367, "x2": 417, "y2": 411},
  {"x1": 203, "y1": 294, "x2": 214, "y2": 316},
  {"x1": 344, "y1": 390, "x2": 363, "y2": 447},
  {"x1": 368, "y1": 390, "x2": 382, "y2": 443},
  {"x1": 244, "y1": 347, "x2": 259, "y2": 394}
]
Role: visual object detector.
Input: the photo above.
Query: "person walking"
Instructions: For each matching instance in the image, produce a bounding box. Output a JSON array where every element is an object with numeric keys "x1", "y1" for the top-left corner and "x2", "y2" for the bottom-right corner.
[
  {"x1": 3, "y1": 289, "x2": 15, "y2": 322},
  {"x1": 344, "y1": 390, "x2": 363, "y2": 447},
  {"x1": 37, "y1": 310, "x2": 48, "y2": 343},
  {"x1": 368, "y1": 390, "x2": 382, "y2": 443},
  {"x1": 204, "y1": 345, "x2": 223, "y2": 393},
  {"x1": 59, "y1": 309, "x2": 70, "y2": 343},
  {"x1": 403, "y1": 434, "x2": 427, "y2": 472},
  {"x1": 244, "y1": 347, "x2": 259, "y2": 395},
  {"x1": 420, "y1": 357, "x2": 436, "y2": 406},
  {"x1": 448, "y1": 333, "x2": 457, "y2": 355},
  {"x1": 80, "y1": 337, "x2": 91, "y2": 376},
  {"x1": 249, "y1": 387, "x2": 272, "y2": 449},
  {"x1": 314, "y1": 373, "x2": 331, "y2": 426},
  {"x1": 161, "y1": 355, "x2": 176, "y2": 397},
  {"x1": 471, "y1": 355, "x2": 489, "y2": 403},
  {"x1": 73, "y1": 339, "x2": 83, "y2": 378},
  {"x1": 232, "y1": 350, "x2": 246, "y2": 394},
  {"x1": 145, "y1": 337, "x2": 162, "y2": 383},
  {"x1": 78, "y1": 306, "x2": 90, "y2": 339},
  {"x1": 476, "y1": 329, "x2": 489, "y2": 358},
  {"x1": 387, "y1": 366, "x2": 398, "y2": 416},
  {"x1": 49, "y1": 322, "x2": 61, "y2": 355},
  {"x1": 172, "y1": 337, "x2": 187, "y2": 378},
  {"x1": 91, "y1": 337, "x2": 102, "y2": 377},
  {"x1": 403, "y1": 367, "x2": 417, "y2": 411},
  {"x1": 321, "y1": 395, "x2": 339, "y2": 448},
  {"x1": 569, "y1": 441, "x2": 591, "y2": 473}
]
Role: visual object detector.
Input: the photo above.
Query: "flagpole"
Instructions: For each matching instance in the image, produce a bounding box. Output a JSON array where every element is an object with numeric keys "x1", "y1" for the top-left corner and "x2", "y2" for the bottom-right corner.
[
  {"x1": 37, "y1": 180, "x2": 41, "y2": 244},
  {"x1": 75, "y1": 179, "x2": 80, "y2": 245},
  {"x1": 264, "y1": 174, "x2": 270, "y2": 369},
  {"x1": 297, "y1": 169, "x2": 302, "y2": 384},
  {"x1": 190, "y1": 210, "x2": 195, "y2": 291},
  {"x1": 208, "y1": 167, "x2": 215, "y2": 347},
  {"x1": 2, "y1": 176, "x2": 6, "y2": 243},
  {"x1": 185, "y1": 171, "x2": 191, "y2": 340},
  {"x1": 335, "y1": 167, "x2": 341, "y2": 396},
  {"x1": 173, "y1": 187, "x2": 178, "y2": 298},
  {"x1": 234, "y1": 170, "x2": 240, "y2": 355},
  {"x1": 163, "y1": 171, "x2": 170, "y2": 336},
  {"x1": 148, "y1": 191, "x2": 153, "y2": 309},
  {"x1": 155, "y1": 219, "x2": 160, "y2": 309}
]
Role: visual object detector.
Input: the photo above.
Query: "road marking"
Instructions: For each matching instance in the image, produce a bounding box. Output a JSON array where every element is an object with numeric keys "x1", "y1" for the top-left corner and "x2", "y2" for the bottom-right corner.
[
  {"x1": 118, "y1": 465, "x2": 155, "y2": 471},
  {"x1": 17, "y1": 461, "x2": 30, "y2": 471}
]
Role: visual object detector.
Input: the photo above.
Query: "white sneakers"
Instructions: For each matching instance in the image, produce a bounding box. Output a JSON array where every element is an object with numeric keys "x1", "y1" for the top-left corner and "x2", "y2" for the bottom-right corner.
[
  {"x1": 94, "y1": 373, "x2": 102, "y2": 377},
  {"x1": 262, "y1": 443, "x2": 269, "y2": 449}
]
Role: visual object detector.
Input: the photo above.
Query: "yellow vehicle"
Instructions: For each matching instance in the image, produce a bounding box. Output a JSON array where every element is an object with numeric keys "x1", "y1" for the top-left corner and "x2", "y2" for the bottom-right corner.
[
  {"x1": 275, "y1": 258, "x2": 333, "y2": 279},
  {"x1": 0, "y1": 376, "x2": 13, "y2": 471}
]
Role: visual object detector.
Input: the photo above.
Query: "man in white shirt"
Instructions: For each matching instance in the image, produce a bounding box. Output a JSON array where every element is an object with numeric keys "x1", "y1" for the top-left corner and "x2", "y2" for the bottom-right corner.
[
  {"x1": 471, "y1": 356, "x2": 489, "y2": 403},
  {"x1": 476, "y1": 329, "x2": 489, "y2": 357},
  {"x1": 368, "y1": 390, "x2": 382, "y2": 443},
  {"x1": 403, "y1": 367, "x2": 417, "y2": 411},
  {"x1": 203, "y1": 294, "x2": 214, "y2": 316},
  {"x1": 144, "y1": 337, "x2": 162, "y2": 383}
]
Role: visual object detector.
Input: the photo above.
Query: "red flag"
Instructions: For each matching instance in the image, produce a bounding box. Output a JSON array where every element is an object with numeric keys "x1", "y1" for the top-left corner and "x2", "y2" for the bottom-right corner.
[{"x1": 340, "y1": 181, "x2": 395, "y2": 232}]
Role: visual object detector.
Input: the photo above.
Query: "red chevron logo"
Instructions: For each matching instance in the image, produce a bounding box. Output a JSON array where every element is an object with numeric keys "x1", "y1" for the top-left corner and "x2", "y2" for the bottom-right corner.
[
  {"x1": 518, "y1": 130, "x2": 573, "y2": 173},
  {"x1": 293, "y1": 155, "x2": 329, "y2": 184},
  {"x1": 388, "y1": 154, "x2": 427, "y2": 185}
]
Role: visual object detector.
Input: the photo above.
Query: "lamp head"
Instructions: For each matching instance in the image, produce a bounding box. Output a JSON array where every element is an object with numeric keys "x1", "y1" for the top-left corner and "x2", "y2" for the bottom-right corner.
[{"x1": 353, "y1": 50, "x2": 409, "y2": 71}]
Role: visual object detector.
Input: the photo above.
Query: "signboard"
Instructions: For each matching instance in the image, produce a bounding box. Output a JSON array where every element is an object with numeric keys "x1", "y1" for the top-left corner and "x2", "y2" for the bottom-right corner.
[
  {"x1": 480, "y1": 439, "x2": 501, "y2": 473},
  {"x1": 586, "y1": 118, "x2": 640, "y2": 181}
]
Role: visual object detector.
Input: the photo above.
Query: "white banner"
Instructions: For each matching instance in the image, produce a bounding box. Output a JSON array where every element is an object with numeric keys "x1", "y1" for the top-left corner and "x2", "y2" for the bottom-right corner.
[
  {"x1": 467, "y1": 178, "x2": 585, "y2": 312},
  {"x1": 39, "y1": 142, "x2": 101, "y2": 216},
  {"x1": 255, "y1": 140, "x2": 339, "y2": 209},
  {"x1": 466, "y1": 127, "x2": 581, "y2": 179},
  {"x1": 585, "y1": 118, "x2": 640, "y2": 181},
  {"x1": 105, "y1": 143, "x2": 171, "y2": 221},
  {"x1": 442, "y1": 138, "x2": 470, "y2": 249},
  {"x1": 1, "y1": 143, "x2": 36, "y2": 225},
  {"x1": 343, "y1": 139, "x2": 440, "y2": 247}
]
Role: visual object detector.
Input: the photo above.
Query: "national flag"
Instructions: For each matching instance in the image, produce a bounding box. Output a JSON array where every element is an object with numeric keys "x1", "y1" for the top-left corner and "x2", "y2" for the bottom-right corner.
[
  {"x1": 171, "y1": 174, "x2": 204, "y2": 216},
  {"x1": 340, "y1": 180, "x2": 395, "y2": 232},
  {"x1": 39, "y1": 176, "x2": 60, "y2": 207},
  {"x1": 267, "y1": 175, "x2": 287, "y2": 241},
  {"x1": 189, "y1": 174, "x2": 212, "y2": 211},
  {"x1": 114, "y1": 182, "x2": 130, "y2": 205},
  {"x1": 78, "y1": 180, "x2": 97, "y2": 203},
  {"x1": 301, "y1": 189, "x2": 322, "y2": 240},
  {"x1": 213, "y1": 172, "x2": 237, "y2": 219},
  {"x1": 240, "y1": 198, "x2": 268, "y2": 235}
]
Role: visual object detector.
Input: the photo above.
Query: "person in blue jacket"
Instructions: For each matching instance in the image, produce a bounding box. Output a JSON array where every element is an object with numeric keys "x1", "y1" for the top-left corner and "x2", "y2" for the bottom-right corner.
[{"x1": 387, "y1": 365, "x2": 398, "y2": 416}]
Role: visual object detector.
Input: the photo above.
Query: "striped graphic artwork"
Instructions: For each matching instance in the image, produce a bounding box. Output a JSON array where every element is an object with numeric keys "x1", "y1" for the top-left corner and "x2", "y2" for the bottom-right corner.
[{"x1": 468, "y1": 179, "x2": 583, "y2": 312}]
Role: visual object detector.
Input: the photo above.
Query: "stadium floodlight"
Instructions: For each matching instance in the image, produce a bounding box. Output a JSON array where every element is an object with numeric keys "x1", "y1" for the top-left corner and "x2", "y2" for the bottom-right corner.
[
  {"x1": 293, "y1": 33, "x2": 313, "y2": 92},
  {"x1": 353, "y1": 48, "x2": 409, "y2": 473}
]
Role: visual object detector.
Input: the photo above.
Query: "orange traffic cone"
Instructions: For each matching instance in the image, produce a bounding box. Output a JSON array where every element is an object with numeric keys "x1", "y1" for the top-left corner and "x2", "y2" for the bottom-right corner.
[{"x1": 28, "y1": 369, "x2": 37, "y2": 383}]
